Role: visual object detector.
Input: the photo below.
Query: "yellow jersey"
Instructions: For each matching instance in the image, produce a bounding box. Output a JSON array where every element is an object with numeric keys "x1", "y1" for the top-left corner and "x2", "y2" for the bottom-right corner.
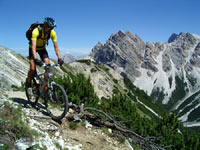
[{"x1": 29, "y1": 28, "x2": 57, "y2": 50}]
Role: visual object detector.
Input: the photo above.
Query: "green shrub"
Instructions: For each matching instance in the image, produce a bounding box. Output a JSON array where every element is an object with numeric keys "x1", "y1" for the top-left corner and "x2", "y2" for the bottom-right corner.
[
  {"x1": 11, "y1": 82, "x2": 25, "y2": 91},
  {"x1": 53, "y1": 73, "x2": 99, "y2": 107},
  {"x1": 69, "y1": 122, "x2": 78, "y2": 130},
  {"x1": 0, "y1": 144, "x2": 9, "y2": 150},
  {"x1": 52, "y1": 72, "x2": 200, "y2": 150},
  {"x1": 54, "y1": 142, "x2": 62, "y2": 150},
  {"x1": 113, "y1": 79, "x2": 118, "y2": 84},
  {"x1": 90, "y1": 68, "x2": 97, "y2": 73},
  {"x1": 102, "y1": 127, "x2": 110, "y2": 135},
  {"x1": 77, "y1": 59, "x2": 91, "y2": 65}
]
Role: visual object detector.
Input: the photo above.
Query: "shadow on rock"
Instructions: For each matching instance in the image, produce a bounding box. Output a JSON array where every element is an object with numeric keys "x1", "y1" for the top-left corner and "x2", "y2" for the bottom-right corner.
[
  {"x1": 12, "y1": 97, "x2": 49, "y2": 117},
  {"x1": 13, "y1": 97, "x2": 31, "y2": 108}
]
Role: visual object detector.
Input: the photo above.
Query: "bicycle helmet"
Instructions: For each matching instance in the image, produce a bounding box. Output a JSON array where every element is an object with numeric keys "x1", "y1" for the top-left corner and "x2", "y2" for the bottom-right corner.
[{"x1": 44, "y1": 17, "x2": 56, "y2": 27}]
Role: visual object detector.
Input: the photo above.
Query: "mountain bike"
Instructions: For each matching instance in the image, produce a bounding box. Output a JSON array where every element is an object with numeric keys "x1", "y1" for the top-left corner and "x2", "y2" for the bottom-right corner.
[{"x1": 25, "y1": 63, "x2": 68, "y2": 120}]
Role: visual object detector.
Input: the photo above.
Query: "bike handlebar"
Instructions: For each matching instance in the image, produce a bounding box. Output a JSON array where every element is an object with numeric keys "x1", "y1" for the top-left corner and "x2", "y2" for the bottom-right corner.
[{"x1": 41, "y1": 63, "x2": 60, "y2": 67}]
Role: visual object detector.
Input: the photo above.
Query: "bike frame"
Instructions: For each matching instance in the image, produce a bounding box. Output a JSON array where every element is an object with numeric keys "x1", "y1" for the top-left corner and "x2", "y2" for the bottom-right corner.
[
  {"x1": 26, "y1": 62, "x2": 68, "y2": 120},
  {"x1": 33, "y1": 63, "x2": 59, "y2": 103}
]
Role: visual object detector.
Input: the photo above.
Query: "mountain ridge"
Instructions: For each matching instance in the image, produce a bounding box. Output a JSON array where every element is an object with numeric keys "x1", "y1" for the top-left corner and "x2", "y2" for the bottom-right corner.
[{"x1": 90, "y1": 30, "x2": 200, "y2": 127}]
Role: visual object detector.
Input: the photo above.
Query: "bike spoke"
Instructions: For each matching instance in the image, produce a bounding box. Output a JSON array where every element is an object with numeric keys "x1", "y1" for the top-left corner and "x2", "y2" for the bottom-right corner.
[{"x1": 46, "y1": 83, "x2": 68, "y2": 120}]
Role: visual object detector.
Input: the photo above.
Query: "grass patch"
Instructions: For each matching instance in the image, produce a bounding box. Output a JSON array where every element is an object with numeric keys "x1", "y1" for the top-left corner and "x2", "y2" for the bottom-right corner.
[
  {"x1": 77, "y1": 59, "x2": 92, "y2": 65},
  {"x1": 150, "y1": 87, "x2": 165, "y2": 104},
  {"x1": 102, "y1": 127, "x2": 111, "y2": 135},
  {"x1": 187, "y1": 106, "x2": 200, "y2": 122},
  {"x1": 69, "y1": 122, "x2": 78, "y2": 130},
  {"x1": 176, "y1": 91, "x2": 200, "y2": 113},
  {"x1": 131, "y1": 143, "x2": 141, "y2": 150},
  {"x1": 102, "y1": 127, "x2": 125, "y2": 144},
  {"x1": 0, "y1": 144, "x2": 9, "y2": 150},
  {"x1": 114, "y1": 135, "x2": 126, "y2": 144},
  {"x1": 90, "y1": 68, "x2": 97, "y2": 73},
  {"x1": 60, "y1": 64, "x2": 73, "y2": 74},
  {"x1": 98, "y1": 64, "x2": 112, "y2": 77},
  {"x1": 168, "y1": 75, "x2": 187, "y2": 108},
  {"x1": 28, "y1": 144, "x2": 46, "y2": 150},
  {"x1": 11, "y1": 82, "x2": 25, "y2": 91},
  {"x1": 0, "y1": 102, "x2": 39, "y2": 143},
  {"x1": 81, "y1": 120, "x2": 86, "y2": 127},
  {"x1": 113, "y1": 78, "x2": 118, "y2": 84},
  {"x1": 54, "y1": 141, "x2": 62, "y2": 150}
]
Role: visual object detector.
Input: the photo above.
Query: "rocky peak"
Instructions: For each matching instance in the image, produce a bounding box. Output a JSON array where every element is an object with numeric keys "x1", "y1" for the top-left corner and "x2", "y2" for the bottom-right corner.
[
  {"x1": 169, "y1": 32, "x2": 199, "y2": 70},
  {"x1": 108, "y1": 30, "x2": 144, "y2": 47},
  {"x1": 63, "y1": 54, "x2": 77, "y2": 63},
  {"x1": 168, "y1": 33, "x2": 178, "y2": 43},
  {"x1": 117, "y1": 30, "x2": 126, "y2": 38},
  {"x1": 90, "y1": 30, "x2": 158, "y2": 81},
  {"x1": 91, "y1": 31, "x2": 200, "y2": 76},
  {"x1": 171, "y1": 32, "x2": 197, "y2": 48}
]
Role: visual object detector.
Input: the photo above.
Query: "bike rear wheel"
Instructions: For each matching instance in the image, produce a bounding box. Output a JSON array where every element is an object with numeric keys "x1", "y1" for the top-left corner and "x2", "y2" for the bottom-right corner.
[
  {"x1": 25, "y1": 78, "x2": 40, "y2": 106},
  {"x1": 46, "y1": 83, "x2": 68, "y2": 120}
]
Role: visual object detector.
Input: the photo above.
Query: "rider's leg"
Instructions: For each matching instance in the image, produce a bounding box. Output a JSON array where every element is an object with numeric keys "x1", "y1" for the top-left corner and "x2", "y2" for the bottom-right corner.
[
  {"x1": 38, "y1": 49, "x2": 49, "y2": 64},
  {"x1": 26, "y1": 47, "x2": 36, "y2": 87},
  {"x1": 27, "y1": 59, "x2": 36, "y2": 84},
  {"x1": 43, "y1": 57, "x2": 50, "y2": 90},
  {"x1": 37, "y1": 49, "x2": 49, "y2": 90}
]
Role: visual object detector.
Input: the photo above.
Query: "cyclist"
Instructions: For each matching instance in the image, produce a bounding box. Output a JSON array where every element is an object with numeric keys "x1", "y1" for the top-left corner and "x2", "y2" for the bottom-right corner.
[{"x1": 26, "y1": 17, "x2": 64, "y2": 88}]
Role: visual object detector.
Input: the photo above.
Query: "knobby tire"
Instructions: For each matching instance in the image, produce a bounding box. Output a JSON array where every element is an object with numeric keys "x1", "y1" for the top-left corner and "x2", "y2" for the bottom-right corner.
[{"x1": 46, "y1": 83, "x2": 68, "y2": 120}]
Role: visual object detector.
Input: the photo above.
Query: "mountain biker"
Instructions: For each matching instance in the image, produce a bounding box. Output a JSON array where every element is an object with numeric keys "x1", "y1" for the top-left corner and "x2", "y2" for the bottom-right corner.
[{"x1": 26, "y1": 17, "x2": 64, "y2": 87}]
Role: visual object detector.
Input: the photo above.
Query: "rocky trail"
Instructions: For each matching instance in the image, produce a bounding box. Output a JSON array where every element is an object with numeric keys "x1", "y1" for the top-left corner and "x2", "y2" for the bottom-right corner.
[{"x1": 1, "y1": 90, "x2": 133, "y2": 150}]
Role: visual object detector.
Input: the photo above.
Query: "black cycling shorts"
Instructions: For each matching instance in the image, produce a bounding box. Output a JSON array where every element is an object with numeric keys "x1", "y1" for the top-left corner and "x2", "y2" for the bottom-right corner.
[{"x1": 29, "y1": 48, "x2": 49, "y2": 60}]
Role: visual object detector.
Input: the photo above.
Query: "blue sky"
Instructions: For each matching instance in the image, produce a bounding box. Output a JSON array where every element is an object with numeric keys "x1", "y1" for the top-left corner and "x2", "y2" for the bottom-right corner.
[{"x1": 0, "y1": 0, "x2": 200, "y2": 58}]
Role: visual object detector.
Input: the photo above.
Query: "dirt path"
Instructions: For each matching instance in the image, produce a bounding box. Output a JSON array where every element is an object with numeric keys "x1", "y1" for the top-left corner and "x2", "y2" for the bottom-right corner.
[{"x1": 4, "y1": 90, "x2": 133, "y2": 150}]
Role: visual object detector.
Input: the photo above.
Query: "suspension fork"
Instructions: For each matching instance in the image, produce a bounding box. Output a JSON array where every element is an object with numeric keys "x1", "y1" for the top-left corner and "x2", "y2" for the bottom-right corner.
[
  {"x1": 43, "y1": 68, "x2": 53, "y2": 106},
  {"x1": 48, "y1": 81, "x2": 56, "y2": 102}
]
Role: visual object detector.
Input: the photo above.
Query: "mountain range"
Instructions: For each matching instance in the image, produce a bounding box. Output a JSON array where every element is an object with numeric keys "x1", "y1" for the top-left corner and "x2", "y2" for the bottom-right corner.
[{"x1": 90, "y1": 30, "x2": 200, "y2": 128}]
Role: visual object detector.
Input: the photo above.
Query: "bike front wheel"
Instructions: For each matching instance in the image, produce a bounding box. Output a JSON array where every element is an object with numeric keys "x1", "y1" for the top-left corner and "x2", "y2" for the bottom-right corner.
[{"x1": 46, "y1": 83, "x2": 68, "y2": 120}]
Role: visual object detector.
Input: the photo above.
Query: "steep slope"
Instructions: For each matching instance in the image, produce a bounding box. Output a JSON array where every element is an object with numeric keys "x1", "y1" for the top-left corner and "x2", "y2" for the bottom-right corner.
[
  {"x1": 0, "y1": 46, "x2": 29, "y2": 90},
  {"x1": 0, "y1": 46, "x2": 66, "y2": 91},
  {"x1": 0, "y1": 46, "x2": 163, "y2": 122},
  {"x1": 67, "y1": 58, "x2": 164, "y2": 119},
  {"x1": 0, "y1": 47, "x2": 134, "y2": 150},
  {"x1": 90, "y1": 31, "x2": 200, "y2": 127}
]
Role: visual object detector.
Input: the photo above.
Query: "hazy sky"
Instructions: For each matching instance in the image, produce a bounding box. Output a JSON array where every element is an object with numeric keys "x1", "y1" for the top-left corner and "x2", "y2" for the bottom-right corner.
[{"x1": 0, "y1": 0, "x2": 199, "y2": 58}]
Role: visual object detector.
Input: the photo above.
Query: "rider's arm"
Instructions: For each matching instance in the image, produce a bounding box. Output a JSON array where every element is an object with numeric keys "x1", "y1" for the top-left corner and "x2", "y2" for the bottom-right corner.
[
  {"x1": 51, "y1": 30, "x2": 61, "y2": 59},
  {"x1": 53, "y1": 41, "x2": 61, "y2": 59}
]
